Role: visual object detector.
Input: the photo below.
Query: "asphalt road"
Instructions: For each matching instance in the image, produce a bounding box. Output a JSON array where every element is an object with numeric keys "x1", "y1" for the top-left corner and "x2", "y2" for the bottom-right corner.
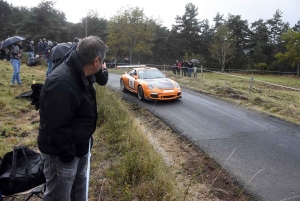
[{"x1": 107, "y1": 73, "x2": 300, "y2": 201}]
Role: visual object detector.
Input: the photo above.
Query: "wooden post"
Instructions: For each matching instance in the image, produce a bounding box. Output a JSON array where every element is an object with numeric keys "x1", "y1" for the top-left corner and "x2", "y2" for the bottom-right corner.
[
  {"x1": 249, "y1": 73, "x2": 254, "y2": 93},
  {"x1": 201, "y1": 65, "x2": 203, "y2": 77}
]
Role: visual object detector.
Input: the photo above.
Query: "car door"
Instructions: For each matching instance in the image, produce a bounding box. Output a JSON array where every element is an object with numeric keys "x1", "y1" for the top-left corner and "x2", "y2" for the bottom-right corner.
[{"x1": 128, "y1": 69, "x2": 137, "y2": 91}]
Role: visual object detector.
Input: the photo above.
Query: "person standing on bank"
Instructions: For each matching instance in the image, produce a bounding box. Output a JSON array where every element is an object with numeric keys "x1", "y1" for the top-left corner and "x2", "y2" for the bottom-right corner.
[
  {"x1": 9, "y1": 41, "x2": 23, "y2": 85},
  {"x1": 37, "y1": 36, "x2": 109, "y2": 201},
  {"x1": 45, "y1": 41, "x2": 53, "y2": 77}
]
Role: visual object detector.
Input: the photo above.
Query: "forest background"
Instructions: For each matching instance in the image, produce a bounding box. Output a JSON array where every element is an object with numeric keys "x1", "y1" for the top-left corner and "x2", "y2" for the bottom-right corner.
[{"x1": 1, "y1": 0, "x2": 300, "y2": 76}]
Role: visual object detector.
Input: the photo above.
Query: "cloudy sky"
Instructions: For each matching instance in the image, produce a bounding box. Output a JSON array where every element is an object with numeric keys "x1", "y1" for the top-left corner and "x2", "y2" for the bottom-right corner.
[{"x1": 7, "y1": 0, "x2": 300, "y2": 29}]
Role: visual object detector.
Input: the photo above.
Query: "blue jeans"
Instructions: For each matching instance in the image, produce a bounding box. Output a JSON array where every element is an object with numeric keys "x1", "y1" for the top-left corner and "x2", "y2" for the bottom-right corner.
[
  {"x1": 40, "y1": 153, "x2": 88, "y2": 201},
  {"x1": 188, "y1": 68, "x2": 193, "y2": 77},
  {"x1": 46, "y1": 59, "x2": 53, "y2": 77},
  {"x1": 10, "y1": 59, "x2": 21, "y2": 84},
  {"x1": 28, "y1": 52, "x2": 34, "y2": 58}
]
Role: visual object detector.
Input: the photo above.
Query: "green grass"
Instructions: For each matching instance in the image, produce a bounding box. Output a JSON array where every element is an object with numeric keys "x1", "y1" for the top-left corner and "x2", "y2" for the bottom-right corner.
[{"x1": 90, "y1": 86, "x2": 183, "y2": 200}]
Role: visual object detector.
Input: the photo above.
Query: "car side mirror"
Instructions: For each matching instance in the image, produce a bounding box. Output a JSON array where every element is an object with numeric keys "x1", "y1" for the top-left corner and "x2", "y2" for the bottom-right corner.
[{"x1": 133, "y1": 75, "x2": 138, "y2": 79}]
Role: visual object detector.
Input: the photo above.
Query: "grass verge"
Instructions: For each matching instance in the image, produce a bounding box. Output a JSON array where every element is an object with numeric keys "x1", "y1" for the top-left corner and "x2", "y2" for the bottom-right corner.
[{"x1": 89, "y1": 86, "x2": 184, "y2": 200}]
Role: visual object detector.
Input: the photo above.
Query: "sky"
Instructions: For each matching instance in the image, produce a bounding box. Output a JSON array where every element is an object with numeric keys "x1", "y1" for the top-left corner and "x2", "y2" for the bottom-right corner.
[{"x1": 7, "y1": 0, "x2": 300, "y2": 29}]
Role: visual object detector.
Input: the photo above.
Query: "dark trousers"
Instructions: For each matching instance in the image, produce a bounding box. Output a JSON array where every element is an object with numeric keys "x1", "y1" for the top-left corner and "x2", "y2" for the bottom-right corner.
[
  {"x1": 182, "y1": 68, "x2": 187, "y2": 77},
  {"x1": 172, "y1": 66, "x2": 176, "y2": 75},
  {"x1": 0, "y1": 50, "x2": 5, "y2": 60},
  {"x1": 176, "y1": 67, "x2": 180, "y2": 75}
]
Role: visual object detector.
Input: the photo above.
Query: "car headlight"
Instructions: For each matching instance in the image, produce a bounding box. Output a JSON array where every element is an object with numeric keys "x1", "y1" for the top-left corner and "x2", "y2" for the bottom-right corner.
[
  {"x1": 148, "y1": 84, "x2": 154, "y2": 90},
  {"x1": 174, "y1": 82, "x2": 180, "y2": 88}
]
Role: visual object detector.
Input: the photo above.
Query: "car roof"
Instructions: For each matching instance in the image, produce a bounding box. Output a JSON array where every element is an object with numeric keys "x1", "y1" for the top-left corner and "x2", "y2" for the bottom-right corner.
[{"x1": 134, "y1": 67, "x2": 157, "y2": 71}]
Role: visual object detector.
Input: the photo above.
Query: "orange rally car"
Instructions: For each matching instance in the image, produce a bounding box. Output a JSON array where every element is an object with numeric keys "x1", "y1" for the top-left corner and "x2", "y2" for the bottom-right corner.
[{"x1": 120, "y1": 67, "x2": 182, "y2": 101}]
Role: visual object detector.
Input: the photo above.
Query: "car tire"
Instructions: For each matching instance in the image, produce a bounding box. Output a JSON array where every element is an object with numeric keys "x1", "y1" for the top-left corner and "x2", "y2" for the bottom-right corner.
[
  {"x1": 137, "y1": 85, "x2": 144, "y2": 101},
  {"x1": 120, "y1": 79, "x2": 126, "y2": 92}
]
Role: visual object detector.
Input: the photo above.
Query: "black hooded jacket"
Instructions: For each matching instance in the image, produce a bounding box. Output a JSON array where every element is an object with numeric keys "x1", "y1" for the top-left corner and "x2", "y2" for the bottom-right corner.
[{"x1": 37, "y1": 51, "x2": 105, "y2": 163}]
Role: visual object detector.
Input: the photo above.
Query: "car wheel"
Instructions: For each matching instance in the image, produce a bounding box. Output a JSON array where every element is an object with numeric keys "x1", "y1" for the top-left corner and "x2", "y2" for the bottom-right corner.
[
  {"x1": 137, "y1": 85, "x2": 144, "y2": 101},
  {"x1": 120, "y1": 79, "x2": 126, "y2": 92}
]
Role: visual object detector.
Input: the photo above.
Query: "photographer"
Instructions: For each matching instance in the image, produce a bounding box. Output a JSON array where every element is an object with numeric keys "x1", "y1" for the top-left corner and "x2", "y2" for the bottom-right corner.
[{"x1": 38, "y1": 36, "x2": 109, "y2": 201}]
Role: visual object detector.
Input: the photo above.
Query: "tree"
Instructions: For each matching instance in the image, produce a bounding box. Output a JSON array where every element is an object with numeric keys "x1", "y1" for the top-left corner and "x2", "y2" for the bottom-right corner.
[
  {"x1": 227, "y1": 14, "x2": 251, "y2": 69},
  {"x1": 292, "y1": 21, "x2": 300, "y2": 32},
  {"x1": 249, "y1": 19, "x2": 269, "y2": 69},
  {"x1": 141, "y1": 25, "x2": 173, "y2": 64},
  {"x1": 210, "y1": 24, "x2": 235, "y2": 71},
  {"x1": 267, "y1": 10, "x2": 287, "y2": 44},
  {"x1": 266, "y1": 10, "x2": 291, "y2": 70},
  {"x1": 0, "y1": 0, "x2": 14, "y2": 39},
  {"x1": 199, "y1": 19, "x2": 214, "y2": 68},
  {"x1": 82, "y1": 10, "x2": 108, "y2": 40},
  {"x1": 22, "y1": 1, "x2": 67, "y2": 41},
  {"x1": 172, "y1": 3, "x2": 201, "y2": 58},
  {"x1": 106, "y1": 6, "x2": 155, "y2": 63},
  {"x1": 213, "y1": 12, "x2": 225, "y2": 29},
  {"x1": 275, "y1": 29, "x2": 300, "y2": 76}
]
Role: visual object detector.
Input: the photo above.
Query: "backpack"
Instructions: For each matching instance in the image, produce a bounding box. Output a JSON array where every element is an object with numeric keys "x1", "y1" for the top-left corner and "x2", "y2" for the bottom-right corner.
[
  {"x1": 0, "y1": 146, "x2": 46, "y2": 196},
  {"x1": 27, "y1": 57, "x2": 37, "y2": 66}
]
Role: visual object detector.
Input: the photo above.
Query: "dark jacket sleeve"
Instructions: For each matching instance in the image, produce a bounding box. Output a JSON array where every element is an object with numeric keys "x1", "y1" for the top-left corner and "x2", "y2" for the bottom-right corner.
[{"x1": 94, "y1": 68, "x2": 108, "y2": 86}]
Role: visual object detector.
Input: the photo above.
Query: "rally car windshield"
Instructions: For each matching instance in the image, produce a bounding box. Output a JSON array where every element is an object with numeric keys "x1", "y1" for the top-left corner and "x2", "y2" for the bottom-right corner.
[{"x1": 138, "y1": 70, "x2": 165, "y2": 79}]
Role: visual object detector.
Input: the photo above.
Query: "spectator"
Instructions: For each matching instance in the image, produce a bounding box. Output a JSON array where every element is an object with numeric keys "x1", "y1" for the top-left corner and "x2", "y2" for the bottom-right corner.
[
  {"x1": 172, "y1": 62, "x2": 177, "y2": 75},
  {"x1": 73, "y1": 37, "x2": 80, "y2": 45},
  {"x1": 27, "y1": 40, "x2": 35, "y2": 58},
  {"x1": 105, "y1": 57, "x2": 111, "y2": 68},
  {"x1": 37, "y1": 39, "x2": 44, "y2": 56},
  {"x1": 181, "y1": 60, "x2": 188, "y2": 77},
  {"x1": 112, "y1": 56, "x2": 117, "y2": 68},
  {"x1": 123, "y1": 56, "x2": 130, "y2": 65},
  {"x1": 176, "y1": 60, "x2": 181, "y2": 75},
  {"x1": 38, "y1": 36, "x2": 109, "y2": 201},
  {"x1": 9, "y1": 41, "x2": 23, "y2": 85},
  {"x1": 0, "y1": 41, "x2": 6, "y2": 60},
  {"x1": 127, "y1": 57, "x2": 130, "y2": 65},
  {"x1": 42, "y1": 38, "x2": 48, "y2": 58},
  {"x1": 45, "y1": 40, "x2": 53, "y2": 77},
  {"x1": 193, "y1": 64, "x2": 198, "y2": 77},
  {"x1": 187, "y1": 61, "x2": 193, "y2": 77}
]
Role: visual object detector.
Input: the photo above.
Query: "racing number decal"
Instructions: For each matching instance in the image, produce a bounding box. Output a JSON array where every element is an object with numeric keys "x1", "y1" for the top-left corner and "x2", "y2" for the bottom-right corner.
[{"x1": 129, "y1": 77, "x2": 135, "y2": 89}]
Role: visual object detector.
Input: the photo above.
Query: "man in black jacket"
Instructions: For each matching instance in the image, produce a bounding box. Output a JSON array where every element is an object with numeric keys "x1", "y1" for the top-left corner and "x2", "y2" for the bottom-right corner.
[
  {"x1": 27, "y1": 40, "x2": 35, "y2": 58},
  {"x1": 38, "y1": 36, "x2": 109, "y2": 201}
]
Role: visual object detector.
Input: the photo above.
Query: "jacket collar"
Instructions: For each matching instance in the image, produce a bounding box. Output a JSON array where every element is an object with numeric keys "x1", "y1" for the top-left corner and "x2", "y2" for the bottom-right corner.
[{"x1": 66, "y1": 51, "x2": 90, "y2": 88}]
